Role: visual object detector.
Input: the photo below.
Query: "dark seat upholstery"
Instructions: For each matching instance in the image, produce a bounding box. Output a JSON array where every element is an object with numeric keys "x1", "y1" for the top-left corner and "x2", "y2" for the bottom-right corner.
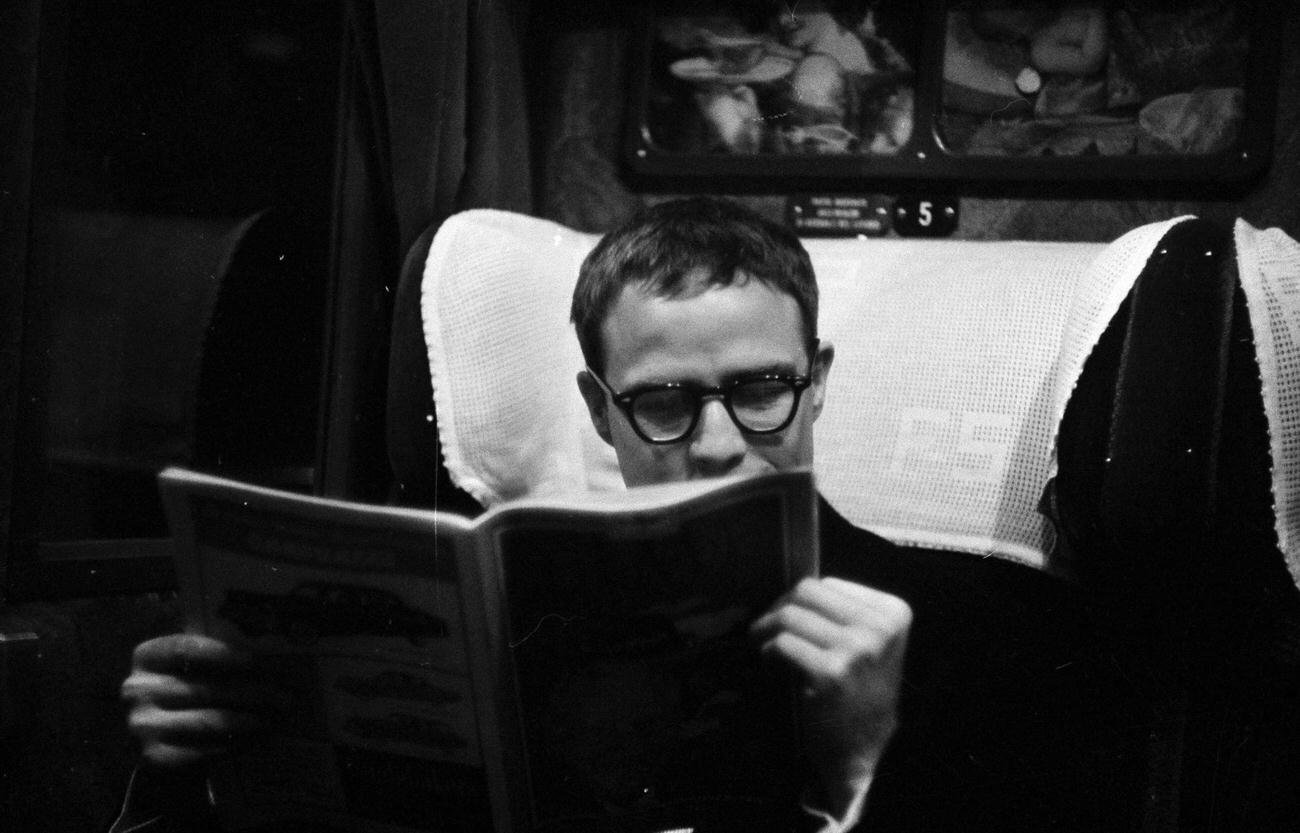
[
  {"x1": 194, "y1": 208, "x2": 326, "y2": 491},
  {"x1": 1049, "y1": 217, "x2": 1300, "y2": 832},
  {"x1": 386, "y1": 221, "x2": 481, "y2": 515}
]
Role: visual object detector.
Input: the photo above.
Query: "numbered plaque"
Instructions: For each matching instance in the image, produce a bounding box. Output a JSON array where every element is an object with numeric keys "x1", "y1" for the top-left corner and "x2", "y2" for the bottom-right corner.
[{"x1": 891, "y1": 196, "x2": 958, "y2": 238}]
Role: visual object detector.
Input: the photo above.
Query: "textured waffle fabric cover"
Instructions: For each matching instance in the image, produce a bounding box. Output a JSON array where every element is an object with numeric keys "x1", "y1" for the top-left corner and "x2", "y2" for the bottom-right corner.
[
  {"x1": 423, "y1": 209, "x2": 1183, "y2": 567},
  {"x1": 1235, "y1": 219, "x2": 1300, "y2": 590}
]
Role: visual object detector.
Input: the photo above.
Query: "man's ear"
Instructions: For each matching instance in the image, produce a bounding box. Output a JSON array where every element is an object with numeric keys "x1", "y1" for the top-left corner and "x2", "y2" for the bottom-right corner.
[
  {"x1": 577, "y1": 370, "x2": 614, "y2": 445},
  {"x1": 808, "y1": 339, "x2": 835, "y2": 421}
]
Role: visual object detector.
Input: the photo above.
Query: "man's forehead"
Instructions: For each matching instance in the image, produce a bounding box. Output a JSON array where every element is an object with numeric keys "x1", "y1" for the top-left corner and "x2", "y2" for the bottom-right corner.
[
  {"x1": 599, "y1": 280, "x2": 808, "y2": 383},
  {"x1": 602, "y1": 278, "x2": 802, "y2": 332}
]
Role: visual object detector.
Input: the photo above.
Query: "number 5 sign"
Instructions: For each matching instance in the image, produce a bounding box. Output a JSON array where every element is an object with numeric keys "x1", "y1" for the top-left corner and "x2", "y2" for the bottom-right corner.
[{"x1": 892, "y1": 196, "x2": 959, "y2": 238}]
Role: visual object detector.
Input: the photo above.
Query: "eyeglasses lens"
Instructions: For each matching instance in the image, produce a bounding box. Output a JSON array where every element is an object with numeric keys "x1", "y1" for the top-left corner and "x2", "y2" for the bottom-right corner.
[
  {"x1": 631, "y1": 389, "x2": 696, "y2": 441},
  {"x1": 630, "y1": 380, "x2": 797, "y2": 440},
  {"x1": 730, "y1": 380, "x2": 796, "y2": 430}
]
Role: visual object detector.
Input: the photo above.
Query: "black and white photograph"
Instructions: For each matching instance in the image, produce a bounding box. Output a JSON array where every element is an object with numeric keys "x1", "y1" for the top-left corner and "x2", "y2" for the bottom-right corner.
[{"x1": 2, "y1": 2, "x2": 1299, "y2": 832}]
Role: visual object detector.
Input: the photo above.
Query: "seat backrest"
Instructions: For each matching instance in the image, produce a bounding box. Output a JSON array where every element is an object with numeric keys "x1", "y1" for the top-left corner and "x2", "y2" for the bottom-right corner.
[
  {"x1": 195, "y1": 208, "x2": 325, "y2": 489},
  {"x1": 387, "y1": 223, "x2": 463, "y2": 510},
  {"x1": 1049, "y1": 217, "x2": 1300, "y2": 832},
  {"x1": 388, "y1": 209, "x2": 1300, "y2": 829},
  {"x1": 398, "y1": 208, "x2": 1206, "y2": 572}
]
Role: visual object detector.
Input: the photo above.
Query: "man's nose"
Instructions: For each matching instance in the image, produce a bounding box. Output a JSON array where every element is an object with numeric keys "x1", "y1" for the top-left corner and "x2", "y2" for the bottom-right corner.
[{"x1": 688, "y1": 398, "x2": 747, "y2": 475}]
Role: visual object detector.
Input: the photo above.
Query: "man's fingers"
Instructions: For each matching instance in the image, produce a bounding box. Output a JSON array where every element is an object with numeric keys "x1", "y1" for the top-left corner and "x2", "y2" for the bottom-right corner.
[
  {"x1": 752, "y1": 602, "x2": 838, "y2": 647},
  {"x1": 760, "y1": 629, "x2": 828, "y2": 676},
  {"x1": 752, "y1": 577, "x2": 912, "y2": 641},
  {"x1": 121, "y1": 670, "x2": 291, "y2": 713},
  {"x1": 760, "y1": 628, "x2": 897, "y2": 685},
  {"x1": 132, "y1": 633, "x2": 254, "y2": 675},
  {"x1": 753, "y1": 577, "x2": 912, "y2": 695},
  {"x1": 128, "y1": 703, "x2": 271, "y2": 746},
  {"x1": 787, "y1": 577, "x2": 913, "y2": 630},
  {"x1": 750, "y1": 579, "x2": 859, "y2": 636},
  {"x1": 821, "y1": 576, "x2": 913, "y2": 616},
  {"x1": 754, "y1": 601, "x2": 885, "y2": 652}
]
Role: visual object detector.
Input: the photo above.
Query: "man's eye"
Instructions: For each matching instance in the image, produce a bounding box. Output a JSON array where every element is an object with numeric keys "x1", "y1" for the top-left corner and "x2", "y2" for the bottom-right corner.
[
  {"x1": 633, "y1": 390, "x2": 693, "y2": 420},
  {"x1": 732, "y1": 381, "x2": 789, "y2": 410}
]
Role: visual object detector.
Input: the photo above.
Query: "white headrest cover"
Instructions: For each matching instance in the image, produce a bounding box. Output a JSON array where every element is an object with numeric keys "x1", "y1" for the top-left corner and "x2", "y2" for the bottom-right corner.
[
  {"x1": 422, "y1": 210, "x2": 618, "y2": 507},
  {"x1": 423, "y1": 209, "x2": 1186, "y2": 568},
  {"x1": 1234, "y1": 219, "x2": 1300, "y2": 590}
]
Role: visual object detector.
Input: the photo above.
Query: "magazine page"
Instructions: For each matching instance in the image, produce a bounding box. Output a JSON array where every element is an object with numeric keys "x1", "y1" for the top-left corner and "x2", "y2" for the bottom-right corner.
[
  {"x1": 158, "y1": 468, "x2": 504, "y2": 833},
  {"x1": 481, "y1": 469, "x2": 819, "y2": 833}
]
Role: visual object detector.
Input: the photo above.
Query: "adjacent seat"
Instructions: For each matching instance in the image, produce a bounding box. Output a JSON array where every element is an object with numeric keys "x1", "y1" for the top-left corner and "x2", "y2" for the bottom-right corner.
[{"x1": 1049, "y1": 217, "x2": 1300, "y2": 832}]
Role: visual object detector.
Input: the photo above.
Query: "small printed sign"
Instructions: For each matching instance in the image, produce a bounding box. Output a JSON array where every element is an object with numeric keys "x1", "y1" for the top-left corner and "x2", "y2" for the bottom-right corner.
[
  {"x1": 891, "y1": 196, "x2": 959, "y2": 238},
  {"x1": 786, "y1": 195, "x2": 891, "y2": 237}
]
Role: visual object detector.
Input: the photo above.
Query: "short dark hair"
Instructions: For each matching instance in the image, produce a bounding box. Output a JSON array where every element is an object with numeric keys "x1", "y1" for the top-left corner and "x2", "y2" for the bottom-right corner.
[{"x1": 570, "y1": 197, "x2": 819, "y2": 374}]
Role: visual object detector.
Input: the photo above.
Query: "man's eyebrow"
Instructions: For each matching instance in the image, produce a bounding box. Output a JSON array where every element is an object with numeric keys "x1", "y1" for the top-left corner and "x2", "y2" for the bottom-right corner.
[
  {"x1": 720, "y1": 362, "x2": 801, "y2": 383},
  {"x1": 620, "y1": 362, "x2": 803, "y2": 390}
]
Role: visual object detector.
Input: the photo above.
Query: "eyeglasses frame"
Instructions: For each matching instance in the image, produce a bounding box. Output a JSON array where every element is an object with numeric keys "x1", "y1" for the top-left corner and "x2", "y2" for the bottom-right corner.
[{"x1": 587, "y1": 340, "x2": 821, "y2": 445}]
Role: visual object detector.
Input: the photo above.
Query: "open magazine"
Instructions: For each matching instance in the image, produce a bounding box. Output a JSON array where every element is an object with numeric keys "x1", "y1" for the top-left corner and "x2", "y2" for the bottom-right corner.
[{"x1": 158, "y1": 466, "x2": 820, "y2": 833}]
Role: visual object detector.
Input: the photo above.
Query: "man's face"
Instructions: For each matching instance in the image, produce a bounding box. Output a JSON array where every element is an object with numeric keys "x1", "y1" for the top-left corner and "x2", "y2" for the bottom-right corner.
[{"x1": 578, "y1": 273, "x2": 834, "y2": 487}]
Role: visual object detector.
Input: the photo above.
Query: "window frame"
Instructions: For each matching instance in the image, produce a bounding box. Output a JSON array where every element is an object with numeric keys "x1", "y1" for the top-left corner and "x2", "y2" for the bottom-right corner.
[{"x1": 2, "y1": 0, "x2": 350, "y2": 603}]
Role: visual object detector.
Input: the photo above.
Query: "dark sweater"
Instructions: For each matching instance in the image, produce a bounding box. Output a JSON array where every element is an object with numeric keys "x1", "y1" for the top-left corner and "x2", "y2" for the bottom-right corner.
[{"x1": 818, "y1": 499, "x2": 1145, "y2": 832}]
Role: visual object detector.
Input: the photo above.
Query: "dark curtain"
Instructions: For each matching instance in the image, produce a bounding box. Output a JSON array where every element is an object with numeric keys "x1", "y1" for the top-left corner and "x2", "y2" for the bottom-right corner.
[
  {"x1": 322, "y1": 0, "x2": 534, "y2": 501},
  {"x1": 0, "y1": 0, "x2": 40, "y2": 568}
]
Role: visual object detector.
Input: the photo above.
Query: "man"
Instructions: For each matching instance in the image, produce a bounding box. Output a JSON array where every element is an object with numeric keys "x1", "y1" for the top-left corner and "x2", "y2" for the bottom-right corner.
[
  {"x1": 121, "y1": 197, "x2": 1142, "y2": 831},
  {"x1": 571, "y1": 196, "x2": 907, "y2": 829},
  {"x1": 568, "y1": 197, "x2": 1142, "y2": 830}
]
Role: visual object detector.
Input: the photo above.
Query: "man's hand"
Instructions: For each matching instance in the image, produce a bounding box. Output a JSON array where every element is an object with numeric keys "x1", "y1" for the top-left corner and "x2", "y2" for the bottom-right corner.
[
  {"x1": 121, "y1": 633, "x2": 289, "y2": 769},
  {"x1": 751, "y1": 576, "x2": 912, "y2": 819}
]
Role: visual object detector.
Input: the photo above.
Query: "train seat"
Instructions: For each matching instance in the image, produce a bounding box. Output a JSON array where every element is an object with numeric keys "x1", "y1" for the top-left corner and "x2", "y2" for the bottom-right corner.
[{"x1": 388, "y1": 208, "x2": 1300, "y2": 832}]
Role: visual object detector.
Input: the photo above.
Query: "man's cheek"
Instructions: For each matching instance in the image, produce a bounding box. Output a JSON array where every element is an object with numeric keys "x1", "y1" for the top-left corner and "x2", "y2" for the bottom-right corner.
[
  {"x1": 753, "y1": 427, "x2": 807, "y2": 460},
  {"x1": 617, "y1": 444, "x2": 685, "y2": 486},
  {"x1": 645, "y1": 445, "x2": 689, "y2": 483}
]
